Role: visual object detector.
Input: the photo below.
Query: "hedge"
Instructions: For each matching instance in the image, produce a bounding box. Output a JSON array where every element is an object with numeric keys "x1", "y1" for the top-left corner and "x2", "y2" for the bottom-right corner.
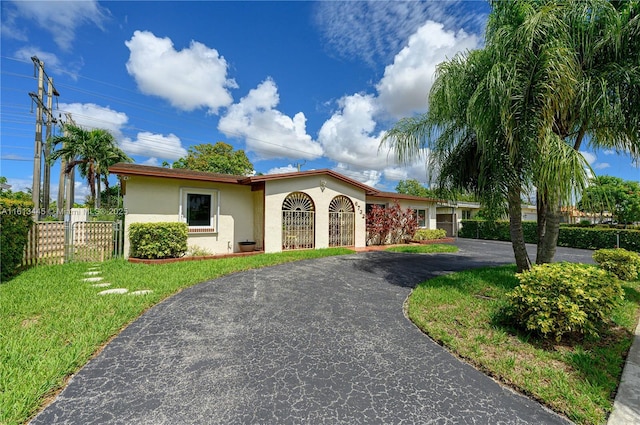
[
  {"x1": 1, "y1": 198, "x2": 34, "y2": 282},
  {"x1": 459, "y1": 220, "x2": 639, "y2": 252},
  {"x1": 129, "y1": 222, "x2": 188, "y2": 259}
]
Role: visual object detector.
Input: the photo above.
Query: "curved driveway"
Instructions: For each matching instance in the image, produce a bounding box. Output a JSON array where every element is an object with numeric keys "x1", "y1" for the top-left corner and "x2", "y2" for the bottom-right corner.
[{"x1": 32, "y1": 240, "x2": 592, "y2": 424}]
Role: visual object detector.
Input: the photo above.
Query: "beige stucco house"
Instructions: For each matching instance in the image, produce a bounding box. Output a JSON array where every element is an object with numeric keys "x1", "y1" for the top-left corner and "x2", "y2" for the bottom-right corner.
[
  {"x1": 436, "y1": 201, "x2": 538, "y2": 236},
  {"x1": 109, "y1": 164, "x2": 440, "y2": 257}
]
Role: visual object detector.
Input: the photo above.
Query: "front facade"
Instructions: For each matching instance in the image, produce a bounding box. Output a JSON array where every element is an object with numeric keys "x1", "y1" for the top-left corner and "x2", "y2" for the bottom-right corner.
[{"x1": 110, "y1": 164, "x2": 440, "y2": 257}]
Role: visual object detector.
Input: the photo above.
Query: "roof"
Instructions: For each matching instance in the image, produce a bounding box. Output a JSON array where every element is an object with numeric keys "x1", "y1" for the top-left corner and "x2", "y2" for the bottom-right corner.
[{"x1": 108, "y1": 163, "x2": 439, "y2": 203}]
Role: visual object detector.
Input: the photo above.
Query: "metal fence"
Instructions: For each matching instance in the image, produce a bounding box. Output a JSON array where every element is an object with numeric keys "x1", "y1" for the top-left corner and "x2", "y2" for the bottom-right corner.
[
  {"x1": 329, "y1": 212, "x2": 354, "y2": 247},
  {"x1": 23, "y1": 221, "x2": 123, "y2": 265},
  {"x1": 282, "y1": 211, "x2": 315, "y2": 250}
]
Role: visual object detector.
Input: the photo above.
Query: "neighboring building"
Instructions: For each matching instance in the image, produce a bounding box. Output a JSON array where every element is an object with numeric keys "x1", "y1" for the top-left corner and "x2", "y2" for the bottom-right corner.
[
  {"x1": 436, "y1": 201, "x2": 538, "y2": 236},
  {"x1": 109, "y1": 164, "x2": 440, "y2": 257}
]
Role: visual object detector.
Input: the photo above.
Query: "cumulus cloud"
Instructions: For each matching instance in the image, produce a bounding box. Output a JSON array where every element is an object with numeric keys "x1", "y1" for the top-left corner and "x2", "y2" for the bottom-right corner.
[
  {"x1": 14, "y1": 47, "x2": 84, "y2": 79},
  {"x1": 580, "y1": 151, "x2": 597, "y2": 165},
  {"x1": 125, "y1": 31, "x2": 237, "y2": 114},
  {"x1": 267, "y1": 165, "x2": 299, "y2": 175},
  {"x1": 594, "y1": 162, "x2": 611, "y2": 170},
  {"x1": 218, "y1": 78, "x2": 323, "y2": 160},
  {"x1": 2, "y1": 0, "x2": 108, "y2": 50},
  {"x1": 120, "y1": 132, "x2": 188, "y2": 161},
  {"x1": 376, "y1": 21, "x2": 479, "y2": 117},
  {"x1": 333, "y1": 164, "x2": 382, "y2": 187},
  {"x1": 57, "y1": 103, "x2": 129, "y2": 137},
  {"x1": 319, "y1": 93, "x2": 389, "y2": 170}
]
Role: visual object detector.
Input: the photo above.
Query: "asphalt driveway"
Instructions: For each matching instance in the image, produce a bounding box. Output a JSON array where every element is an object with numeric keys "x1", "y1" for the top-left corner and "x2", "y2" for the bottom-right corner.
[{"x1": 32, "y1": 240, "x2": 594, "y2": 424}]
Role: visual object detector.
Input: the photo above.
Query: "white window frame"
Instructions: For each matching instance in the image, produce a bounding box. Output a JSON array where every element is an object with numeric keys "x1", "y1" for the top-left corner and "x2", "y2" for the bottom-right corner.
[
  {"x1": 179, "y1": 187, "x2": 220, "y2": 233},
  {"x1": 412, "y1": 208, "x2": 428, "y2": 228}
]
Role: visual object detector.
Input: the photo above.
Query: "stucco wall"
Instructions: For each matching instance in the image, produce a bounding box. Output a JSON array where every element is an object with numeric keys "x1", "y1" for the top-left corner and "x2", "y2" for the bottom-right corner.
[
  {"x1": 263, "y1": 176, "x2": 367, "y2": 253},
  {"x1": 122, "y1": 176, "x2": 255, "y2": 257}
]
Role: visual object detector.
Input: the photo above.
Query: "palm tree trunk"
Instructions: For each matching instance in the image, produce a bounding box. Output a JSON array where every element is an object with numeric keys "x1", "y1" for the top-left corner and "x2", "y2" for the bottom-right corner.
[
  {"x1": 536, "y1": 201, "x2": 561, "y2": 264},
  {"x1": 508, "y1": 186, "x2": 532, "y2": 272},
  {"x1": 95, "y1": 172, "x2": 101, "y2": 209}
]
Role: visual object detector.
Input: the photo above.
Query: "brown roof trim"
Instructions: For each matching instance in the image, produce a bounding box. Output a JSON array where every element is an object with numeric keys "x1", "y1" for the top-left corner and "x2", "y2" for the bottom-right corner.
[
  {"x1": 108, "y1": 163, "x2": 245, "y2": 184},
  {"x1": 367, "y1": 191, "x2": 444, "y2": 203},
  {"x1": 245, "y1": 169, "x2": 378, "y2": 195}
]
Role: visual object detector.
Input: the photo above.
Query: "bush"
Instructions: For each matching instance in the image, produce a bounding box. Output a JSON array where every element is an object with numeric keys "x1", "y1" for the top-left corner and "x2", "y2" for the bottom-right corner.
[
  {"x1": 129, "y1": 222, "x2": 188, "y2": 259},
  {"x1": 413, "y1": 228, "x2": 447, "y2": 241},
  {"x1": 593, "y1": 248, "x2": 640, "y2": 281},
  {"x1": 458, "y1": 219, "x2": 640, "y2": 252},
  {"x1": 366, "y1": 201, "x2": 418, "y2": 245},
  {"x1": 507, "y1": 263, "x2": 624, "y2": 341},
  {"x1": 1, "y1": 198, "x2": 34, "y2": 282}
]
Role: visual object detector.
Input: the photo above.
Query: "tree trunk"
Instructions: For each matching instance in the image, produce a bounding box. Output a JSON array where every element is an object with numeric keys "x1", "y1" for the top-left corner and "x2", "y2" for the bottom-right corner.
[
  {"x1": 536, "y1": 190, "x2": 547, "y2": 262},
  {"x1": 536, "y1": 201, "x2": 561, "y2": 264},
  {"x1": 95, "y1": 172, "x2": 101, "y2": 209},
  {"x1": 508, "y1": 187, "x2": 532, "y2": 272}
]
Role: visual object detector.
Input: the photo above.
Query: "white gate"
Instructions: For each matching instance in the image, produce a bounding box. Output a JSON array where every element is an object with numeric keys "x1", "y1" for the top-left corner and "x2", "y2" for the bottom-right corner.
[
  {"x1": 282, "y1": 192, "x2": 315, "y2": 250},
  {"x1": 329, "y1": 196, "x2": 354, "y2": 247}
]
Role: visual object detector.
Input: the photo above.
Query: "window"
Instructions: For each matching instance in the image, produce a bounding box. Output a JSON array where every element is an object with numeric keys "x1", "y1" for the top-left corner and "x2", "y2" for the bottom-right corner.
[
  {"x1": 462, "y1": 210, "x2": 472, "y2": 220},
  {"x1": 180, "y1": 188, "x2": 219, "y2": 232},
  {"x1": 413, "y1": 209, "x2": 427, "y2": 228}
]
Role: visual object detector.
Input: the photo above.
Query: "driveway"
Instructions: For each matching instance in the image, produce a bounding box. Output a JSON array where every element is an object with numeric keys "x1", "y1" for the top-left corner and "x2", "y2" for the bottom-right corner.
[{"x1": 32, "y1": 240, "x2": 593, "y2": 424}]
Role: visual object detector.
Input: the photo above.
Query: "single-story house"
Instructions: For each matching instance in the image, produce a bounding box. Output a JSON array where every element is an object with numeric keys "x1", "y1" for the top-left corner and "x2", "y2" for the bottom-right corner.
[
  {"x1": 436, "y1": 201, "x2": 538, "y2": 236},
  {"x1": 109, "y1": 164, "x2": 441, "y2": 257}
]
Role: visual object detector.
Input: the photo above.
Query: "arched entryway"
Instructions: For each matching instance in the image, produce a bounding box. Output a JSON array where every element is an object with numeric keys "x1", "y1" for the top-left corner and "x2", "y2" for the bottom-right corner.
[
  {"x1": 282, "y1": 192, "x2": 315, "y2": 250},
  {"x1": 329, "y1": 195, "x2": 354, "y2": 247}
]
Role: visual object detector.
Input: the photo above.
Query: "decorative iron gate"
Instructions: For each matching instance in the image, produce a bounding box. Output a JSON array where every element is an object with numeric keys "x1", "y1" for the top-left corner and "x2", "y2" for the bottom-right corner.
[
  {"x1": 329, "y1": 195, "x2": 354, "y2": 247},
  {"x1": 282, "y1": 192, "x2": 315, "y2": 250}
]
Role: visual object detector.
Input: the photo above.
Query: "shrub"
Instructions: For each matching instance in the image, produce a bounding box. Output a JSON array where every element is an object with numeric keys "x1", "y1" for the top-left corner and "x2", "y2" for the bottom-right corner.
[
  {"x1": 366, "y1": 201, "x2": 418, "y2": 245},
  {"x1": 507, "y1": 263, "x2": 624, "y2": 341},
  {"x1": 129, "y1": 222, "x2": 188, "y2": 259},
  {"x1": 1, "y1": 198, "x2": 34, "y2": 282},
  {"x1": 413, "y1": 228, "x2": 447, "y2": 241},
  {"x1": 593, "y1": 248, "x2": 640, "y2": 281}
]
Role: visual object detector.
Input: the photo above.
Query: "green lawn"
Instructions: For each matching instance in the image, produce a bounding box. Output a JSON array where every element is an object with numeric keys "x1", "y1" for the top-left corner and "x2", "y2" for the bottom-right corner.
[
  {"x1": 0, "y1": 248, "x2": 352, "y2": 425},
  {"x1": 385, "y1": 243, "x2": 458, "y2": 254},
  {"x1": 407, "y1": 265, "x2": 640, "y2": 425}
]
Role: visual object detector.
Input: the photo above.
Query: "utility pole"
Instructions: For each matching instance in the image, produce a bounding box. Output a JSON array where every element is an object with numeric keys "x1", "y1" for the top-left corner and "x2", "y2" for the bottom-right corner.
[
  {"x1": 57, "y1": 113, "x2": 76, "y2": 219},
  {"x1": 29, "y1": 56, "x2": 59, "y2": 219},
  {"x1": 30, "y1": 57, "x2": 45, "y2": 219},
  {"x1": 42, "y1": 75, "x2": 59, "y2": 216}
]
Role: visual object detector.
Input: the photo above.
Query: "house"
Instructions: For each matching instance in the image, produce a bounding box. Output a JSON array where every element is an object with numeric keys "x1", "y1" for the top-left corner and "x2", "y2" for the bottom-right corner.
[
  {"x1": 436, "y1": 201, "x2": 538, "y2": 236},
  {"x1": 108, "y1": 164, "x2": 440, "y2": 257}
]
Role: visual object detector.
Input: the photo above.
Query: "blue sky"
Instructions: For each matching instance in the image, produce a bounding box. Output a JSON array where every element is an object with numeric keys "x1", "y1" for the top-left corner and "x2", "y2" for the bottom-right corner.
[{"x1": 1, "y1": 0, "x2": 638, "y2": 203}]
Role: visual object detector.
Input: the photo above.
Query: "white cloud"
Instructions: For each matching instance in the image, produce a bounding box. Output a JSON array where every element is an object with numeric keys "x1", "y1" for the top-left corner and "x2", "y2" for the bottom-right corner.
[
  {"x1": 125, "y1": 31, "x2": 237, "y2": 114},
  {"x1": 314, "y1": 1, "x2": 486, "y2": 65},
  {"x1": 376, "y1": 21, "x2": 479, "y2": 117},
  {"x1": 333, "y1": 164, "x2": 382, "y2": 187},
  {"x1": 73, "y1": 180, "x2": 91, "y2": 204},
  {"x1": 142, "y1": 157, "x2": 160, "y2": 167},
  {"x1": 120, "y1": 132, "x2": 187, "y2": 161},
  {"x1": 319, "y1": 93, "x2": 390, "y2": 170},
  {"x1": 218, "y1": 78, "x2": 323, "y2": 160},
  {"x1": 267, "y1": 165, "x2": 299, "y2": 174},
  {"x1": 14, "y1": 47, "x2": 83, "y2": 79},
  {"x1": 5, "y1": 177, "x2": 32, "y2": 193},
  {"x1": 57, "y1": 103, "x2": 128, "y2": 138},
  {"x1": 603, "y1": 149, "x2": 615, "y2": 155},
  {"x1": 3, "y1": 0, "x2": 108, "y2": 50},
  {"x1": 580, "y1": 151, "x2": 597, "y2": 165},
  {"x1": 594, "y1": 162, "x2": 610, "y2": 170}
]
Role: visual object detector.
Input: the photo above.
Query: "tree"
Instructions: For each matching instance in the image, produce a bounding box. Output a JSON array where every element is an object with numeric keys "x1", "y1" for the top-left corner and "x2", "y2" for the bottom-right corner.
[
  {"x1": 173, "y1": 142, "x2": 253, "y2": 175},
  {"x1": 395, "y1": 180, "x2": 436, "y2": 198},
  {"x1": 579, "y1": 176, "x2": 640, "y2": 225},
  {"x1": 383, "y1": 0, "x2": 639, "y2": 270},
  {"x1": 0, "y1": 177, "x2": 31, "y2": 201},
  {"x1": 51, "y1": 125, "x2": 132, "y2": 208}
]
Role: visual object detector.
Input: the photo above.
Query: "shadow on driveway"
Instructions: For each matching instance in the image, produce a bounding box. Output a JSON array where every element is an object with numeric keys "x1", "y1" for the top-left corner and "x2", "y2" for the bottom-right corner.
[{"x1": 31, "y1": 240, "x2": 587, "y2": 425}]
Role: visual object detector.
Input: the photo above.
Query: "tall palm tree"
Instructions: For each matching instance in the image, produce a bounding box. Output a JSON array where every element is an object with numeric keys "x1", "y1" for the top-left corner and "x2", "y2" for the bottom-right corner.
[
  {"x1": 51, "y1": 125, "x2": 131, "y2": 208},
  {"x1": 384, "y1": 0, "x2": 638, "y2": 268}
]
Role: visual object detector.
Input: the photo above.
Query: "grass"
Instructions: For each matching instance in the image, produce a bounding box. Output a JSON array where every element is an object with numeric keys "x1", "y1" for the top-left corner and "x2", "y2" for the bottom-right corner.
[
  {"x1": 0, "y1": 248, "x2": 352, "y2": 425},
  {"x1": 384, "y1": 243, "x2": 459, "y2": 254},
  {"x1": 407, "y1": 265, "x2": 640, "y2": 425}
]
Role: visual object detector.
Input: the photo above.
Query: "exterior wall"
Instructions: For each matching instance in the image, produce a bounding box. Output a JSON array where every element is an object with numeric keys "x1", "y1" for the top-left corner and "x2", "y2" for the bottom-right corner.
[
  {"x1": 366, "y1": 197, "x2": 438, "y2": 230},
  {"x1": 122, "y1": 176, "x2": 256, "y2": 257},
  {"x1": 263, "y1": 176, "x2": 367, "y2": 253}
]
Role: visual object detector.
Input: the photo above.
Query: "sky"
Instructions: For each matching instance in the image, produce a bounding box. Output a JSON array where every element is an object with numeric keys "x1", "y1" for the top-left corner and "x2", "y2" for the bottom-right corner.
[{"x1": 1, "y1": 0, "x2": 638, "y2": 204}]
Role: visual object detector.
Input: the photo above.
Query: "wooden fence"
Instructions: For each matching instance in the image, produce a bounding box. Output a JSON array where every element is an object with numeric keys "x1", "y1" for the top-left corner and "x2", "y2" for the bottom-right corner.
[{"x1": 23, "y1": 221, "x2": 122, "y2": 266}]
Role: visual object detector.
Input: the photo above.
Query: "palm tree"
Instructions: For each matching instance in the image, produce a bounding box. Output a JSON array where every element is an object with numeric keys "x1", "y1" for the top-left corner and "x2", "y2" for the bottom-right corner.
[
  {"x1": 384, "y1": 0, "x2": 639, "y2": 268},
  {"x1": 384, "y1": 48, "x2": 535, "y2": 272},
  {"x1": 51, "y1": 125, "x2": 131, "y2": 208}
]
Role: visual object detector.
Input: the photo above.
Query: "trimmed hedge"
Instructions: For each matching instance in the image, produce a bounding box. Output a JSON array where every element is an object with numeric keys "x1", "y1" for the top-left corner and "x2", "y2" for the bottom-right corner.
[
  {"x1": 593, "y1": 248, "x2": 640, "y2": 281},
  {"x1": 1, "y1": 198, "x2": 34, "y2": 282},
  {"x1": 413, "y1": 228, "x2": 447, "y2": 241},
  {"x1": 129, "y1": 222, "x2": 188, "y2": 259},
  {"x1": 459, "y1": 220, "x2": 640, "y2": 252}
]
